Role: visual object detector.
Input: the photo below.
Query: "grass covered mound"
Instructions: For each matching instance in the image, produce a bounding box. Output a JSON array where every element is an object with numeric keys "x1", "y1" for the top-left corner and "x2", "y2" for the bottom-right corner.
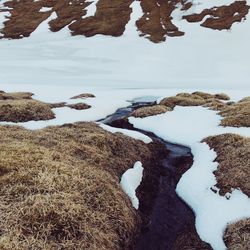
[
  {"x1": 0, "y1": 122, "x2": 156, "y2": 249},
  {"x1": 219, "y1": 97, "x2": 250, "y2": 127},
  {"x1": 224, "y1": 218, "x2": 250, "y2": 249},
  {"x1": 131, "y1": 105, "x2": 171, "y2": 118},
  {"x1": 204, "y1": 133, "x2": 250, "y2": 249},
  {"x1": 0, "y1": 91, "x2": 55, "y2": 122},
  {"x1": 204, "y1": 134, "x2": 250, "y2": 197}
]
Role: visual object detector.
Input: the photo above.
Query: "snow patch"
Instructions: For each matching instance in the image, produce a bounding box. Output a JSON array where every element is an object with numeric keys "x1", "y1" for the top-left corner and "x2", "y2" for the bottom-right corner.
[
  {"x1": 99, "y1": 123, "x2": 152, "y2": 144},
  {"x1": 120, "y1": 161, "x2": 144, "y2": 209}
]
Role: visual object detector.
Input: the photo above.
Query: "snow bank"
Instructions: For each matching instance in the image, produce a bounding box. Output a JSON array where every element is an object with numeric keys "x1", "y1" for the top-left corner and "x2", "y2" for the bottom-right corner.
[
  {"x1": 120, "y1": 161, "x2": 144, "y2": 209},
  {"x1": 129, "y1": 106, "x2": 250, "y2": 249},
  {"x1": 99, "y1": 123, "x2": 152, "y2": 144}
]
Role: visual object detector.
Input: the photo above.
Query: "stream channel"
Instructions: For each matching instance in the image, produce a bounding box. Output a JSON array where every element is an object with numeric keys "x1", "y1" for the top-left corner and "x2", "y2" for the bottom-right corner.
[{"x1": 99, "y1": 97, "x2": 199, "y2": 250}]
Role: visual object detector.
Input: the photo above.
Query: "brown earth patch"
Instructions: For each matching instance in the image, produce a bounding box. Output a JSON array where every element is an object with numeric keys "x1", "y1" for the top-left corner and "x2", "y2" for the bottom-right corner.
[
  {"x1": 204, "y1": 134, "x2": 250, "y2": 197},
  {"x1": 224, "y1": 218, "x2": 250, "y2": 249},
  {"x1": 136, "y1": 0, "x2": 185, "y2": 43},
  {"x1": 69, "y1": 0, "x2": 133, "y2": 37},
  {"x1": 67, "y1": 102, "x2": 91, "y2": 110},
  {"x1": 183, "y1": 1, "x2": 250, "y2": 30},
  {"x1": 0, "y1": 0, "x2": 89, "y2": 39},
  {"x1": 0, "y1": 122, "x2": 161, "y2": 249}
]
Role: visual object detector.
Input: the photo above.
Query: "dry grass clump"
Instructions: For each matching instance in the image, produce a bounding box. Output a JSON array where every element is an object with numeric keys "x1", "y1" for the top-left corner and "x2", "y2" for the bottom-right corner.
[
  {"x1": 0, "y1": 91, "x2": 33, "y2": 100},
  {"x1": 0, "y1": 99, "x2": 55, "y2": 122},
  {"x1": 70, "y1": 93, "x2": 95, "y2": 99},
  {"x1": 67, "y1": 103, "x2": 91, "y2": 110},
  {"x1": 224, "y1": 218, "x2": 250, "y2": 249},
  {"x1": 204, "y1": 134, "x2": 250, "y2": 197},
  {"x1": 219, "y1": 97, "x2": 250, "y2": 127},
  {"x1": 0, "y1": 122, "x2": 156, "y2": 249},
  {"x1": 159, "y1": 92, "x2": 228, "y2": 109},
  {"x1": 131, "y1": 105, "x2": 172, "y2": 118}
]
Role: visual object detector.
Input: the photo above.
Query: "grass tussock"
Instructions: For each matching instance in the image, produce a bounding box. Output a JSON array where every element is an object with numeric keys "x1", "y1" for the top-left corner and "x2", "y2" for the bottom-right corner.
[
  {"x1": 224, "y1": 218, "x2": 250, "y2": 250},
  {"x1": 0, "y1": 99, "x2": 55, "y2": 122},
  {"x1": 0, "y1": 122, "x2": 155, "y2": 249},
  {"x1": 219, "y1": 97, "x2": 250, "y2": 127},
  {"x1": 159, "y1": 92, "x2": 229, "y2": 109},
  {"x1": 67, "y1": 103, "x2": 91, "y2": 110},
  {"x1": 204, "y1": 134, "x2": 250, "y2": 197},
  {"x1": 0, "y1": 91, "x2": 33, "y2": 100},
  {"x1": 70, "y1": 93, "x2": 95, "y2": 99},
  {"x1": 131, "y1": 105, "x2": 171, "y2": 118}
]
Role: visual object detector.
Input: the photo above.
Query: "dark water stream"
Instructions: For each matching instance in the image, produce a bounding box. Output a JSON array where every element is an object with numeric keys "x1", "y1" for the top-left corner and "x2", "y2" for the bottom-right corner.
[{"x1": 99, "y1": 98, "x2": 196, "y2": 250}]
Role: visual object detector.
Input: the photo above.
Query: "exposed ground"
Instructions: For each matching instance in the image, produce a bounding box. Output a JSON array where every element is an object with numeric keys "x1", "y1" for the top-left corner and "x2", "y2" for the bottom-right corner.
[
  {"x1": 183, "y1": 1, "x2": 250, "y2": 30},
  {"x1": 0, "y1": 0, "x2": 249, "y2": 42},
  {"x1": 0, "y1": 122, "x2": 162, "y2": 249}
]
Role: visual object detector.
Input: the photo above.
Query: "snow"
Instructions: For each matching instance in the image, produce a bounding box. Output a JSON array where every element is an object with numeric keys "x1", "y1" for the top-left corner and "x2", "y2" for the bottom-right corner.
[
  {"x1": 120, "y1": 161, "x2": 144, "y2": 209},
  {"x1": 99, "y1": 123, "x2": 152, "y2": 144},
  {"x1": 84, "y1": 0, "x2": 98, "y2": 17},
  {"x1": 129, "y1": 106, "x2": 250, "y2": 249},
  {"x1": 0, "y1": 0, "x2": 250, "y2": 89},
  {"x1": 39, "y1": 7, "x2": 52, "y2": 13}
]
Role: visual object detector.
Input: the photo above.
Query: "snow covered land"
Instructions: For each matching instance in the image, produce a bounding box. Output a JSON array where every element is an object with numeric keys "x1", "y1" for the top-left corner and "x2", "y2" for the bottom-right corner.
[{"x1": 0, "y1": 0, "x2": 250, "y2": 249}]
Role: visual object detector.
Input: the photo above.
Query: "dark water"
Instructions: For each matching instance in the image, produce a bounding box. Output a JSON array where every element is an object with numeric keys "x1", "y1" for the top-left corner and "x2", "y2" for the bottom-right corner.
[{"x1": 99, "y1": 98, "x2": 195, "y2": 250}]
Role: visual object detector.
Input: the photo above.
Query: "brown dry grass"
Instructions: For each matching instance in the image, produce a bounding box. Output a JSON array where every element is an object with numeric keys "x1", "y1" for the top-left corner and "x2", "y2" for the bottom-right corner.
[
  {"x1": 219, "y1": 97, "x2": 250, "y2": 127},
  {"x1": 0, "y1": 91, "x2": 55, "y2": 122},
  {"x1": 67, "y1": 103, "x2": 91, "y2": 110},
  {"x1": 204, "y1": 134, "x2": 250, "y2": 197},
  {"x1": 0, "y1": 91, "x2": 33, "y2": 100},
  {"x1": 70, "y1": 93, "x2": 95, "y2": 99},
  {"x1": 184, "y1": 1, "x2": 250, "y2": 30},
  {"x1": 69, "y1": 0, "x2": 133, "y2": 37},
  {"x1": 136, "y1": 0, "x2": 185, "y2": 43},
  {"x1": 224, "y1": 218, "x2": 250, "y2": 249},
  {"x1": 159, "y1": 92, "x2": 229, "y2": 109},
  {"x1": 0, "y1": 122, "x2": 158, "y2": 249},
  {"x1": 131, "y1": 105, "x2": 172, "y2": 118},
  {"x1": 1, "y1": 0, "x2": 249, "y2": 42}
]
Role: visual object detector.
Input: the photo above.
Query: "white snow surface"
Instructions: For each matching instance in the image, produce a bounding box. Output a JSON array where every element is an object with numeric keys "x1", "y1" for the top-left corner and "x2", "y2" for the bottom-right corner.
[
  {"x1": 129, "y1": 106, "x2": 250, "y2": 250},
  {"x1": 99, "y1": 123, "x2": 152, "y2": 144},
  {"x1": 120, "y1": 161, "x2": 144, "y2": 210},
  {"x1": 84, "y1": 0, "x2": 98, "y2": 17},
  {"x1": 0, "y1": 0, "x2": 250, "y2": 89}
]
